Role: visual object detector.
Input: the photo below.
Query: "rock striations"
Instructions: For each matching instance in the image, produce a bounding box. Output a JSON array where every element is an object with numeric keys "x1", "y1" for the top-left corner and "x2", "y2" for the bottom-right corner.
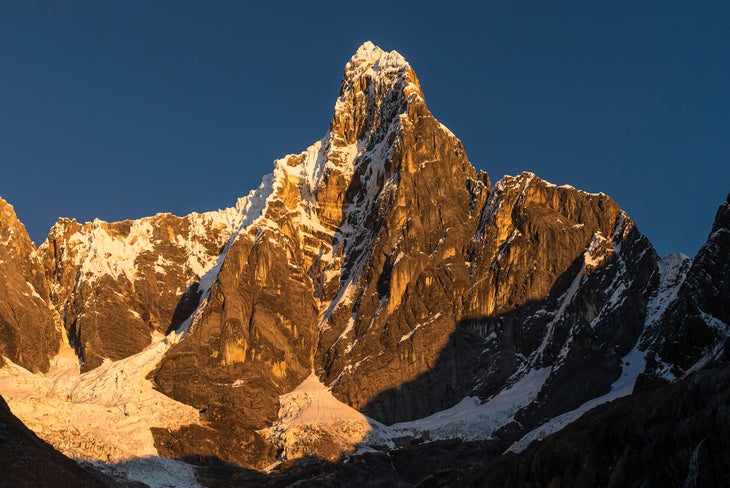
[
  {"x1": 0, "y1": 42, "x2": 728, "y2": 486},
  {"x1": 0, "y1": 198, "x2": 59, "y2": 373}
]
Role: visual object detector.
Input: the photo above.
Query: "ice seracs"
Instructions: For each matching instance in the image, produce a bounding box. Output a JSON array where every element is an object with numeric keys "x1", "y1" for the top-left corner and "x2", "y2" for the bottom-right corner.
[
  {"x1": 0, "y1": 330, "x2": 200, "y2": 463},
  {"x1": 390, "y1": 367, "x2": 551, "y2": 442}
]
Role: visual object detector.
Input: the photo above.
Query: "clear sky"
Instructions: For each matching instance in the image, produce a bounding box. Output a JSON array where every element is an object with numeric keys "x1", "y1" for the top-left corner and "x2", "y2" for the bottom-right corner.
[{"x1": 1, "y1": 1, "x2": 728, "y2": 257}]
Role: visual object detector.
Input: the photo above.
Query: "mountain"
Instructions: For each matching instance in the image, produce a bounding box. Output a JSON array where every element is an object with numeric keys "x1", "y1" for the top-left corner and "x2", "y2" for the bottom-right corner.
[
  {"x1": 0, "y1": 42, "x2": 728, "y2": 487},
  {"x1": 460, "y1": 193, "x2": 730, "y2": 488}
]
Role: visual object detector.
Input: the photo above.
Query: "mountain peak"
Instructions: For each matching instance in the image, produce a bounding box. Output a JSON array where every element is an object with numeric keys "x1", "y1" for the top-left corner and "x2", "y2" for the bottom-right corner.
[
  {"x1": 0, "y1": 196, "x2": 15, "y2": 216},
  {"x1": 345, "y1": 41, "x2": 410, "y2": 74},
  {"x1": 332, "y1": 42, "x2": 423, "y2": 146},
  {"x1": 0, "y1": 196, "x2": 32, "y2": 249}
]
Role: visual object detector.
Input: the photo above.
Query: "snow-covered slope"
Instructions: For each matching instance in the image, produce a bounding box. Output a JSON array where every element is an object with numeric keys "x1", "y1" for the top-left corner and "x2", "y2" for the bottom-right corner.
[
  {"x1": 0, "y1": 330, "x2": 199, "y2": 463},
  {"x1": 390, "y1": 367, "x2": 551, "y2": 442},
  {"x1": 259, "y1": 373, "x2": 392, "y2": 463}
]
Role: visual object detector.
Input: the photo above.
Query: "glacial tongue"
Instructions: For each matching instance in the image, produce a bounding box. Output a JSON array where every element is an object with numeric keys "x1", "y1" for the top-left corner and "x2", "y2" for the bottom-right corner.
[{"x1": 0, "y1": 394, "x2": 126, "y2": 487}]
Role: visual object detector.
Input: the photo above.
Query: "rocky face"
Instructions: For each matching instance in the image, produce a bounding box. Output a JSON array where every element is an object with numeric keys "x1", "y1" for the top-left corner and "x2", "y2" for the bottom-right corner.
[
  {"x1": 325, "y1": 168, "x2": 658, "y2": 426},
  {"x1": 38, "y1": 207, "x2": 243, "y2": 371},
  {"x1": 151, "y1": 224, "x2": 319, "y2": 469},
  {"x1": 0, "y1": 198, "x2": 59, "y2": 373},
  {"x1": 641, "y1": 193, "x2": 730, "y2": 383}
]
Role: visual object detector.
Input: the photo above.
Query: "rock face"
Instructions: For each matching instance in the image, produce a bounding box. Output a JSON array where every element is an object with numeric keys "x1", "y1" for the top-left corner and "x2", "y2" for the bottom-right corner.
[
  {"x1": 0, "y1": 198, "x2": 59, "y2": 373},
  {"x1": 153, "y1": 42, "x2": 488, "y2": 446},
  {"x1": 641, "y1": 193, "x2": 730, "y2": 383},
  {"x1": 0, "y1": 41, "x2": 728, "y2": 484},
  {"x1": 38, "y1": 207, "x2": 244, "y2": 371}
]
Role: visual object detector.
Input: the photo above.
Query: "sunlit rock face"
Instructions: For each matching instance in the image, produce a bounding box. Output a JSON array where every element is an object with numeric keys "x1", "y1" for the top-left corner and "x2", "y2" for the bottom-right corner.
[
  {"x1": 0, "y1": 197, "x2": 59, "y2": 373},
  {"x1": 149, "y1": 42, "x2": 661, "y2": 467},
  {"x1": 38, "y1": 209, "x2": 242, "y2": 371}
]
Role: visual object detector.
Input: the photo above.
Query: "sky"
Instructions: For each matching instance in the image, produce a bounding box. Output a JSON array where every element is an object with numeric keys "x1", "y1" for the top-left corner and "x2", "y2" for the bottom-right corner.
[{"x1": 1, "y1": 1, "x2": 728, "y2": 257}]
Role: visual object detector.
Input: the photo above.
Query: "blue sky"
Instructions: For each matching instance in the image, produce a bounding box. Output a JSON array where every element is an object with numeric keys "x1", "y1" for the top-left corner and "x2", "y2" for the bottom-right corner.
[{"x1": 1, "y1": 1, "x2": 728, "y2": 256}]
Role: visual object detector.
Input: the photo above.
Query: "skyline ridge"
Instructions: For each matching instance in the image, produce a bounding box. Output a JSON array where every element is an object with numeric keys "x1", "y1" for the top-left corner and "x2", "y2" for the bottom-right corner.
[{"x1": 2, "y1": 4, "x2": 728, "y2": 257}]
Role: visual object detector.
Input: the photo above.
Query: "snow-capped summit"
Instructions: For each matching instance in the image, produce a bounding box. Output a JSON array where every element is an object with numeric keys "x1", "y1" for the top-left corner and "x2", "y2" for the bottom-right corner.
[
  {"x1": 332, "y1": 41, "x2": 423, "y2": 147},
  {"x1": 345, "y1": 41, "x2": 411, "y2": 75}
]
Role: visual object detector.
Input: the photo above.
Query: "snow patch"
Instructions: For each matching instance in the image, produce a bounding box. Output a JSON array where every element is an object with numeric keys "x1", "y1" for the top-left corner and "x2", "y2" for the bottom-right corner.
[
  {"x1": 390, "y1": 368, "x2": 551, "y2": 442},
  {"x1": 25, "y1": 281, "x2": 43, "y2": 300},
  {"x1": 531, "y1": 260, "x2": 585, "y2": 365},
  {"x1": 154, "y1": 254, "x2": 172, "y2": 275},
  {"x1": 79, "y1": 220, "x2": 155, "y2": 282},
  {"x1": 510, "y1": 337, "x2": 648, "y2": 453},
  {"x1": 399, "y1": 313, "x2": 442, "y2": 343},
  {"x1": 95, "y1": 457, "x2": 203, "y2": 488},
  {"x1": 584, "y1": 232, "x2": 609, "y2": 268},
  {"x1": 645, "y1": 253, "x2": 691, "y2": 329}
]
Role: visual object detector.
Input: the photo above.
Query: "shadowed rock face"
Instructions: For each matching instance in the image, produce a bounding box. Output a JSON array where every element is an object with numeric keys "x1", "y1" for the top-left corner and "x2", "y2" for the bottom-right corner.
[
  {"x1": 641, "y1": 193, "x2": 730, "y2": 383},
  {"x1": 209, "y1": 356, "x2": 730, "y2": 488},
  {"x1": 462, "y1": 358, "x2": 730, "y2": 488},
  {"x1": 0, "y1": 198, "x2": 59, "y2": 373}
]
